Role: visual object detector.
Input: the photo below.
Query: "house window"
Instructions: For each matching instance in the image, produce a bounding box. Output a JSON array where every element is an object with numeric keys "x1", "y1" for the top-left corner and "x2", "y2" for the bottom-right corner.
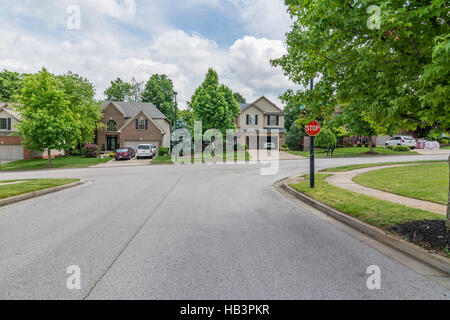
[
  {"x1": 267, "y1": 116, "x2": 279, "y2": 126},
  {"x1": 246, "y1": 114, "x2": 258, "y2": 125},
  {"x1": 139, "y1": 119, "x2": 146, "y2": 130},
  {"x1": 0, "y1": 118, "x2": 7, "y2": 130},
  {"x1": 107, "y1": 120, "x2": 116, "y2": 132}
]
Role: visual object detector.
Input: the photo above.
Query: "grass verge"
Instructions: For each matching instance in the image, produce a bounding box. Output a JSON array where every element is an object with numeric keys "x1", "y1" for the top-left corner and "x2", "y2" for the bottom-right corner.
[
  {"x1": 0, "y1": 179, "x2": 80, "y2": 200},
  {"x1": 288, "y1": 146, "x2": 418, "y2": 158},
  {"x1": 150, "y1": 155, "x2": 174, "y2": 165},
  {"x1": 0, "y1": 156, "x2": 112, "y2": 171},
  {"x1": 353, "y1": 163, "x2": 448, "y2": 205},
  {"x1": 289, "y1": 174, "x2": 444, "y2": 228},
  {"x1": 319, "y1": 160, "x2": 446, "y2": 172}
]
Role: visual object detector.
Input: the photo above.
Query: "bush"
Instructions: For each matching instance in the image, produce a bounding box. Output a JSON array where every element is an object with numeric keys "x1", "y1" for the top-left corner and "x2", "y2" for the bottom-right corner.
[
  {"x1": 393, "y1": 146, "x2": 410, "y2": 152},
  {"x1": 440, "y1": 138, "x2": 449, "y2": 145},
  {"x1": 109, "y1": 152, "x2": 115, "y2": 157},
  {"x1": 83, "y1": 144, "x2": 99, "y2": 158},
  {"x1": 70, "y1": 149, "x2": 82, "y2": 156},
  {"x1": 315, "y1": 128, "x2": 336, "y2": 149},
  {"x1": 159, "y1": 146, "x2": 169, "y2": 156}
]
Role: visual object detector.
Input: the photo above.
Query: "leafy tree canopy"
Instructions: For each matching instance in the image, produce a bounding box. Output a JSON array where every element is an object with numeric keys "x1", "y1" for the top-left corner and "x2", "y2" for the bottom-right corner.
[
  {"x1": 233, "y1": 92, "x2": 247, "y2": 104},
  {"x1": 104, "y1": 77, "x2": 133, "y2": 102},
  {"x1": 273, "y1": 0, "x2": 450, "y2": 136},
  {"x1": 141, "y1": 74, "x2": 176, "y2": 125},
  {"x1": 0, "y1": 69, "x2": 23, "y2": 101}
]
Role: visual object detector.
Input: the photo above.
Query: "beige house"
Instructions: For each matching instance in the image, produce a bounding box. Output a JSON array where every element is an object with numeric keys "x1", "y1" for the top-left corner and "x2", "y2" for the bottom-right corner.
[{"x1": 236, "y1": 96, "x2": 286, "y2": 151}]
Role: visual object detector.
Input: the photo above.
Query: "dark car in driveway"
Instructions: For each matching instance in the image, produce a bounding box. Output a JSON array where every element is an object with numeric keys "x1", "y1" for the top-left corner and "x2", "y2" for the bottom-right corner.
[{"x1": 114, "y1": 148, "x2": 135, "y2": 160}]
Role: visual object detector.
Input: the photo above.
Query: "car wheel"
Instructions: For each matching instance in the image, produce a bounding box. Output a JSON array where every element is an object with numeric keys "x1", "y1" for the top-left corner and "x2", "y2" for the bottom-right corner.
[{"x1": 397, "y1": 143, "x2": 401, "y2": 146}]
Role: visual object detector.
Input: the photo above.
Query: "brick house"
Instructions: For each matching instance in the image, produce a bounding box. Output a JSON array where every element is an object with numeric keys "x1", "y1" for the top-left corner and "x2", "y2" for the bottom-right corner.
[
  {"x1": 0, "y1": 102, "x2": 64, "y2": 161},
  {"x1": 96, "y1": 101, "x2": 171, "y2": 152}
]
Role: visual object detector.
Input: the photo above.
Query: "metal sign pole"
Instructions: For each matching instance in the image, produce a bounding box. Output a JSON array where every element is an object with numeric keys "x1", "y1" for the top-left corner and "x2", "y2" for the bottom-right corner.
[{"x1": 310, "y1": 136, "x2": 315, "y2": 188}]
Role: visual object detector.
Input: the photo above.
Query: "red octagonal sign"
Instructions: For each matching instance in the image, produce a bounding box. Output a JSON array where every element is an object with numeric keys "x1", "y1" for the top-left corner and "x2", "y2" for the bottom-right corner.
[{"x1": 305, "y1": 121, "x2": 321, "y2": 136}]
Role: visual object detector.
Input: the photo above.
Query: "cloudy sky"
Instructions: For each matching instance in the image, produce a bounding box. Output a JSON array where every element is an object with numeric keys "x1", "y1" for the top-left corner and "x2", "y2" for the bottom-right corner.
[{"x1": 0, "y1": 0, "x2": 298, "y2": 109}]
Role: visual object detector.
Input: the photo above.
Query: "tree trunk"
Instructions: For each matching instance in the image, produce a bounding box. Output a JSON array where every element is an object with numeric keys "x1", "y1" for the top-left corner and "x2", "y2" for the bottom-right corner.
[
  {"x1": 446, "y1": 155, "x2": 450, "y2": 229},
  {"x1": 369, "y1": 135, "x2": 373, "y2": 153},
  {"x1": 47, "y1": 149, "x2": 52, "y2": 167}
]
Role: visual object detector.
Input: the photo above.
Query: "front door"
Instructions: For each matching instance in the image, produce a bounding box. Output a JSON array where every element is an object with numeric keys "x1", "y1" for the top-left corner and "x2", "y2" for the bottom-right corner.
[{"x1": 107, "y1": 136, "x2": 118, "y2": 151}]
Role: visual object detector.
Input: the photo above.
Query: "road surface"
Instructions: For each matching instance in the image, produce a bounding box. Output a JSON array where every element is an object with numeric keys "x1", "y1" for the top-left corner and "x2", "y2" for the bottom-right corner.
[{"x1": 0, "y1": 154, "x2": 449, "y2": 299}]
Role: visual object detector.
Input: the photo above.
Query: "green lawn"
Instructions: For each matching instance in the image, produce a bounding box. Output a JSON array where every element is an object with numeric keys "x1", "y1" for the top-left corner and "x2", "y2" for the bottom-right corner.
[
  {"x1": 0, "y1": 179, "x2": 79, "y2": 200},
  {"x1": 288, "y1": 146, "x2": 418, "y2": 158},
  {"x1": 290, "y1": 174, "x2": 444, "y2": 228},
  {"x1": 150, "y1": 155, "x2": 174, "y2": 165},
  {"x1": 441, "y1": 146, "x2": 450, "y2": 149},
  {"x1": 353, "y1": 163, "x2": 449, "y2": 205},
  {"x1": 320, "y1": 160, "x2": 446, "y2": 172},
  {"x1": 0, "y1": 156, "x2": 112, "y2": 171}
]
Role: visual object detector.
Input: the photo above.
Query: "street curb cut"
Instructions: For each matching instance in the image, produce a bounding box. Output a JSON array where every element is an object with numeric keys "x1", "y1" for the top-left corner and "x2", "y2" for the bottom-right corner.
[
  {"x1": 0, "y1": 180, "x2": 86, "y2": 208},
  {"x1": 279, "y1": 177, "x2": 450, "y2": 275}
]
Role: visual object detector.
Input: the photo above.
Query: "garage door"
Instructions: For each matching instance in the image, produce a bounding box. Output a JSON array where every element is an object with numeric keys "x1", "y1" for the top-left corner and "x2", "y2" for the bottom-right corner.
[
  {"x1": 0, "y1": 145, "x2": 24, "y2": 161},
  {"x1": 124, "y1": 141, "x2": 159, "y2": 150}
]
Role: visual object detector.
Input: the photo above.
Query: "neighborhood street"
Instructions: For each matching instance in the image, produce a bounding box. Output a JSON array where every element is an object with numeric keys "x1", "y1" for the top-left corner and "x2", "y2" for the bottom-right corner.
[{"x1": 0, "y1": 154, "x2": 449, "y2": 300}]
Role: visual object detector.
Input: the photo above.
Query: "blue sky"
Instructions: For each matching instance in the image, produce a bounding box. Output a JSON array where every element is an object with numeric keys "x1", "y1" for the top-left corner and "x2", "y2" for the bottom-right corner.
[{"x1": 0, "y1": 0, "x2": 296, "y2": 108}]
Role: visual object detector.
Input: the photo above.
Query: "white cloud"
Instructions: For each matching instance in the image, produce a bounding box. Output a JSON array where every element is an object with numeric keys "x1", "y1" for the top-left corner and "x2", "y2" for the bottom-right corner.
[{"x1": 0, "y1": 0, "x2": 295, "y2": 108}]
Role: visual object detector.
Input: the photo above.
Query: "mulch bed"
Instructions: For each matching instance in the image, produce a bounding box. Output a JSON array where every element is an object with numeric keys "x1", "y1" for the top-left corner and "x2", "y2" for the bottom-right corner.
[{"x1": 390, "y1": 220, "x2": 450, "y2": 256}]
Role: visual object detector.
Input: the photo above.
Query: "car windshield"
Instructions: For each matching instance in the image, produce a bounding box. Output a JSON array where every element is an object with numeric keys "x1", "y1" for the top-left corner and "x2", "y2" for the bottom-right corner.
[
  {"x1": 138, "y1": 145, "x2": 150, "y2": 150},
  {"x1": 117, "y1": 149, "x2": 128, "y2": 152},
  {"x1": 404, "y1": 136, "x2": 414, "y2": 140}
]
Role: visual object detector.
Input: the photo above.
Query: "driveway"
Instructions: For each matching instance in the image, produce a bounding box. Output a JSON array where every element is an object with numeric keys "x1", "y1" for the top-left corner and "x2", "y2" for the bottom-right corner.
[
  {"x1": 0, "y1": 154, "x2": 448, "y2": 299},
  {"x1": 93, "y1": 158, "x2": 150, "y2": 168}
]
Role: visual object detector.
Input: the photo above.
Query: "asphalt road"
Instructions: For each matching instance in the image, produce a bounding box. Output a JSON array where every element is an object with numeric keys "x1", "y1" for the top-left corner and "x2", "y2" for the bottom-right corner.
[{"x1": 0, "y1": 154, "x2": 449, "y2": 299}]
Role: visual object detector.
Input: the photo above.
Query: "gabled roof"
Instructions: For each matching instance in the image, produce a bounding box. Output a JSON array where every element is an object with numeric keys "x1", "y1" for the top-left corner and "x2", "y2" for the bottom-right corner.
[
  {"x1": 102, "y1": 101, "x2": 169, "y2": 120},
  {"x1": 118, "y1": 110, "x2": 166, "y2": 134},
  {"x1": 239, "y1": 96, "x2": 285, "y2": 115},
  {"x1": 0, "y1": 102, "x2": 21, "y2": 120}
]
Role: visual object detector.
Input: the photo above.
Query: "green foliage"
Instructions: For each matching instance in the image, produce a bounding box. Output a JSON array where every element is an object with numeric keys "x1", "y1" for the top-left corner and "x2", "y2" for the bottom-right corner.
[
  {"x1": 178, "y1": 108, "x2": 194, "y2": 129},
  {"x1": 393, "y1": 146, "x2": 411, "y2": 152},
  {"x1": 142, "y1": 74, "x2": 176, "y2": 124},
  {"x1": 159, "y1": 146, "x2": 169, "y2": 156},
  {"x1": 0, "y1": 69, "x2": 23, "y2": 101},
  {"x1": 15, "y1": 68, "x2": 80, "y2": 166},
  {"x1": 273, "y1": 0, "x2": 449, "y2": 137},
  {"x1": 286, "y1": 123, "x2": 305, "y2": 150},
  {"x1": 315, "y1": 128, "x2": 336, "y2": 149},
  {"x1": 233, "y1": 92, "x2": 247, "y2": 104},
  {"x1": 57, "y1": 72, "x2": 103, "y2": 146},
  {"x1": 190, "y1": 68, "x2": 239, "y2": 134},
  {"x1": 440, "y1": 139, "x2": 449, "y2": 145},
  {"x1": 104, "y1": 78, "x2": 133, "y2": 101}
]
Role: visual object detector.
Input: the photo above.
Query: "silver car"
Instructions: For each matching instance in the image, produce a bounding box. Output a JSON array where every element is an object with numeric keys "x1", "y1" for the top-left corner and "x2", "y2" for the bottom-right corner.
[
  {"x1": 385, "y1": 136, "x2": 416, "y2": 149},
  {"x1": 135, "y1": 144, "x2": 155, "y2": 159}
]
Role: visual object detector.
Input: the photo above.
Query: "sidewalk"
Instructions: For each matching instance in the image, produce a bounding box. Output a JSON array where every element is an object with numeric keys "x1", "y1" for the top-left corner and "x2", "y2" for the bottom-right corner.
[
  {"x1": 415, "y1": 149, "x2": 450, "y2": 155},
  {"x1": 325, "y1": 164, "x2": 447, "y2": 215}
]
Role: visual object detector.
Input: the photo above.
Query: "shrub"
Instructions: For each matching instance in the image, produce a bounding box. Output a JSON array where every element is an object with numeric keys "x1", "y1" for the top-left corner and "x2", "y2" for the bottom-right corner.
[
  {"x1": 70, "y1": 149, "x2": 82, "y2": 156},
  {"x1": 159, "y1": 146, "x2": 169, "y2": 156},
  {"x1": 393, "y1": 146, "x2": 410, "y2": 152},
  {"x1": 315, "y1": 128, "x2": 336, "y2": 149},
  {"x1": 109, "y1": 152, "x2": 115, "y2": 157},
  {"x1": 440, "y1": 138, "x2": 449, "y2": 145},
  {"x1": 83, "y1": 144, "x2": 99, "y2": 158}
]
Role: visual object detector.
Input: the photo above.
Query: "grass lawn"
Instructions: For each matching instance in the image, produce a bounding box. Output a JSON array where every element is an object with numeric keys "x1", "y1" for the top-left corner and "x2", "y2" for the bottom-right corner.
[
  {"x1": 290, "y1": 174, "x2": 444, "y2": 228},
  {"x1": 0, "y1": 179, "x2": 79, "y2": 200},
  {"x1": 320, "y1": 160, "x2": 446, "y2": 172},
  {"x1": 150, "y1": 155, "x2": 174, "y2": 165},
  {"x1": 288, "y1": 146, "x2": 418, "y2": 158},
  {"x1": 353, "y1": 163, "x2": 449, "y2": 205},
  {"x1": 0, "y1": 156, "x2": 112, "y2": 171},
  {"x1": 441, "y1": 146, "x2": 450, "y2": 149}
]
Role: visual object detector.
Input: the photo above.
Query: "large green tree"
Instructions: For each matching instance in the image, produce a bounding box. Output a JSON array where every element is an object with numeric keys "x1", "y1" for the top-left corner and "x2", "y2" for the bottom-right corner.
[
  {"x1": 272, "y1": 0, "x2": 449, "y2": 136},
  {"x1": 58, "y1": 72, "x2": 104, "y2": 150},
  {"x1": 0, "y1": 69, "x2": 23, "y2": 101},
  {"x1": 104, "y1": 78, "x2": 133, "y2": 102},
  {"x1": 15, "y1": 69, "x2": 80, "y2": 166},
  {"x1": 190, "y1": 68, "x2": 239, "y2": 135},
  {"x1": 233, "y1": 92, "x2": 247, "y2": 104},
  {"x1": 141, "y1": 74, "x2": 176, "y2": 125}
]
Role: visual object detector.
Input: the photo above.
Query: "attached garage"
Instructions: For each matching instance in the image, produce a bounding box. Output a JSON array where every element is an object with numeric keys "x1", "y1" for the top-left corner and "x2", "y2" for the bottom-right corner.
[
  {"x1": 124, "y1": 141, "x2": 159, "y2": 150},
  {"x1": 0, "y1": 145, "x2": 24, "y2": 161}
]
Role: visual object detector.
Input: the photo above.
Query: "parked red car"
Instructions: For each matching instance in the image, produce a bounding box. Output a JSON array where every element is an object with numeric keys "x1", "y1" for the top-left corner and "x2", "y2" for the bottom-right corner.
[{"x1": 114, "y1": 148, "x2": 135, "y2": 160}]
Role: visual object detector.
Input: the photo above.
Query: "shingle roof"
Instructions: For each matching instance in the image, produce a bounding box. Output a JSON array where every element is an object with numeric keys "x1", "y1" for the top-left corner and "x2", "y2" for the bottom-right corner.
[
  {"x1": 0, "y1": 102, "x2": 21, "y2": 120},
  {"x1": 103, "y1": 101, "x2": 168, "y2": 120},
  {"x1": 239, "y1": 103, "x2": 249, "y2": 111}
]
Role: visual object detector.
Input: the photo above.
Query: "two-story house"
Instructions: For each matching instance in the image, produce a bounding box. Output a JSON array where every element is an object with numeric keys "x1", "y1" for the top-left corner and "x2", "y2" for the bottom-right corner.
[
  {"x1": 236, "y1": 96, "x2": 286, "y2": 151},
  {"x1": 96, "y1": 101, "x2": 171, "y2": 152}
]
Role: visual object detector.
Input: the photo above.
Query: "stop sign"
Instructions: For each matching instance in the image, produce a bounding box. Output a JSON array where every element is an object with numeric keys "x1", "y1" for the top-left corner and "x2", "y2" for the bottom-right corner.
[{"x1": 305, "y1": 121, "x2": 321, "y2": 136}]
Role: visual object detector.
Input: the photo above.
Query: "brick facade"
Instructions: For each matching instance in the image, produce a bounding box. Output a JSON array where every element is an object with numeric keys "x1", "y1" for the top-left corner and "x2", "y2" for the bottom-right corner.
[{"x1": 0, "y1": 136, "x2": 32, "y2": 160}]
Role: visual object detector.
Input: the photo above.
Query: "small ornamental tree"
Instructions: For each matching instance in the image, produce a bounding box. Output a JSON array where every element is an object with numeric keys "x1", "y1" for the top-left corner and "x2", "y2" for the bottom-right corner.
[
  {"x1": 314, "y1": 128, "x2": 336, "y2": 149},
  {"x1": 15, "y1": 68, "x2": 80, "y2": 166}
]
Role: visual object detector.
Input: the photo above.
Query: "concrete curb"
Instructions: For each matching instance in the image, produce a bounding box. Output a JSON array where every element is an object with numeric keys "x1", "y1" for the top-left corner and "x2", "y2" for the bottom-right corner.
[
  {"x1": 279, "y1": 177, "x2": 450, "y2": 275},
  {"x1": 0, "y1": 180, "x2": 86, "y2": 208}
]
